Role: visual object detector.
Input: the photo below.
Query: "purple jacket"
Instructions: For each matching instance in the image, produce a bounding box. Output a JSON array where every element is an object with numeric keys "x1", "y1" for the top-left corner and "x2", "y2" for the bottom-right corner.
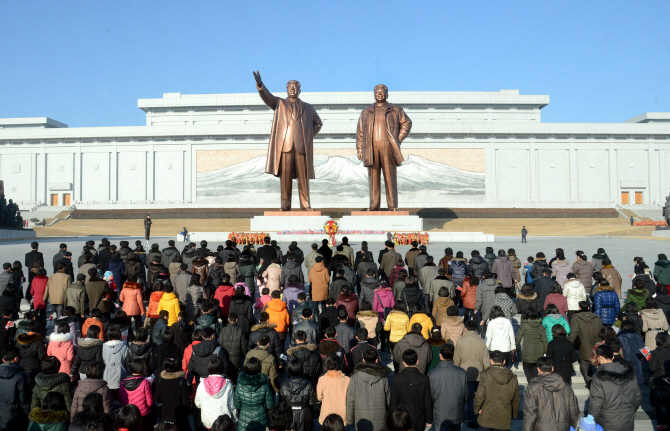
[
  {"x1": 373, "y1": 287, "x2": 395, "y2": 322},
  {"x1": 283, "y1": 282, "x2": 304, "y2": 315}
]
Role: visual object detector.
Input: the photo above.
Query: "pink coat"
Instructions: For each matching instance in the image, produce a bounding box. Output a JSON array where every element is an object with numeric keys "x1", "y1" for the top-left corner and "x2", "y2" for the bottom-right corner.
[
  {"x1": 255, "y1": 295, "x2": 271, "y2": 310},
  {"x1": 544, "y1": 292, "x2": 569, "y2": 319},
  {"x1": 373, "y1": 287, "x2": 395, "y2": 322},
  {"x1": 119, "y1": 376, "x2": 154, "y2": 416},
  {"x1": 47, "y1": 332, "x2": 75, "y2": 374},
  {"x1": 31, "y1": 274, "x2": 49, "y2": 310},
  {"x1": 119, "y1": 282, "x2": 145, "y2": 316}
]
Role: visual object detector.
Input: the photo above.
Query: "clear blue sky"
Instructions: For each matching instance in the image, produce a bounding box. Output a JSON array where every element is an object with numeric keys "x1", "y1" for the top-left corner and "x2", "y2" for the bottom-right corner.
[{"x1": 1, "y1": 1, "x2": 668, "y2": 127}]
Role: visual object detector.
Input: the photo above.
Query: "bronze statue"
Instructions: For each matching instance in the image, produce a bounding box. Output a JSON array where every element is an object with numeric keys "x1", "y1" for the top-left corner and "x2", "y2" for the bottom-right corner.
[
  {"x1": 253, "y1": 71, "x2": 323, "y2": 211},
  {"x1": 664, "y1": 196, "x2": 670, "y2": 227},
  {"x1": 356, "y1": 84, "x2": 412, "y2": 211}
]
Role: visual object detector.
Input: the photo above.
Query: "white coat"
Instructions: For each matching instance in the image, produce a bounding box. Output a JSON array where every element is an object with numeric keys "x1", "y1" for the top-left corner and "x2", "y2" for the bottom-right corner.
[
  {"x1": 563, "y1": 279, "x2": 587, "y2": 311},
  {"x1": 485, "y1": 317, "x2": 515, "y2": 353}
]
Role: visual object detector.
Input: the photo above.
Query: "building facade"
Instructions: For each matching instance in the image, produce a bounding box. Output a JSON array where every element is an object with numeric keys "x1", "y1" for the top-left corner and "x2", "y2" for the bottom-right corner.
[{"x1": 0, "y1": 89, "x2": 668, "y2": 209}]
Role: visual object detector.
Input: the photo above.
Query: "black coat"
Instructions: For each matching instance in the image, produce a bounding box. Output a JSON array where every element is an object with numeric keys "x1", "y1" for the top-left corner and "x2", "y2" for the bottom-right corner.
[
  {"x1": 97, "y1": 248, "x2": 112, "y2": 272},
  {"x1": 16, "y1": 332, "x2": 46, "y2": 378},
  {"x1": 632, "y1": 274, "x2": 657, "y2": 297},
  {"x1": 170, "y1": 321, "x2": 194, "y2": 356},
  {"x1": 287, "y1": 343, "x2": 322, "y2": 383},
  {"x1": 650, "y1": 346, "x2": 670, "y2": 379},
  {"x1": 187, "y1": 339, "x2": 230, "y2": 382},
  {"x1": 329, "y1": 254, "x2": 350, "y2": 277},
  {"x1": 546, "y1": 337, "x2": 579, "y2": 383},
  {"x1": 0, "y1": 317, "x2": 16, "y2": 352},
  {"x1": 256, "y1": 245, "x2": 277, "y2": 273},
  {"x1": 155, "y1": 370, "x2": 191, "y2": 431},
  {"x1": 318, "y1": 246, "x2": 333, "y2": 269},
  {"x1": 533, "y1": 275, "x2": 554, "y2": 307},
  {"x1": 319, "y1": 306, "x2": 339, "y2": 333},
  {"x1": 350, "y1": 341, "x2": 378, "y2": 368},
  {"x1": 217, "y1": 322, "x2": 247, "y2": 367},
  {"x1": 69, "y1": 412, "x2": 114, "y2": 431},
  {"x1": 228, "y1": 295, "x2": 254, "y2": 334},
  {"x1": 0, "y1": 362, "x2": 31, "y2": 430},
  {"x1": 280, "y1": 377, "x2": 314, "y2": 431},
  {"x1": 317, "y1": 339, "x2": 348, "y2": 374},
  {"x1": 150, "y1": 342, "x2": 180, "y2": 378},
  {"x1": 24, "y1": 250, "x2": 44, "y2": 274},
  {"x1": 400, "y1": 286, "x2": 423, "y2": 312},
  {"x1": 391, "y1": 366, "x2": 433, "y2": 430},
  {"x1": 71, "y1": 337, "x2": 103, "y2": 377},
  {"x1": 354, "y1": 251, "x2": 374, "y2": 272},
  {"x1": 125, "y1": 342, "x2": 153, "y2": 374},
  {"x1": 248, "y1": 323, "x2": 282, "y2": 357}
]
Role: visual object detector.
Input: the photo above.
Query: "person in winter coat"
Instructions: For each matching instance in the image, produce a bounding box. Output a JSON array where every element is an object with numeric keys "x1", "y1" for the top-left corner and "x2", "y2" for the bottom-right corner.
[
  {"x1": 244, "y1": 335, "x2": 279, "y2": 392},
  {"x1": 515, "y1": 283, "x2": 543, "y2": 320},
  {"x1": 515, "y1": 309, "x2": 548, "y2": 384},
  {"x1": 262, "y1": 260, "x2": 282, "y2": 295},
  {"x1": 16, "y1": 325, "x2": 47, "y2": 382},
  {"x1": 432, "y1": 287, "x2": 455, "y2": 327},
  {"x1": 418, "y1": 256, "x2": 439, "y2": 294},
  {"x1": 485, "y1": 306, "x2": 515, "y2": 363},
  {"x1": 31, "y1": 356, "x2": 72, "y2": 411},
  {"x1": 591, "y1": 248, "x2": 608, "y2": 273},
  {"x1": 235, "y1": 357, "x2": 275, "y2": 431},
  {"x1": 264, "y1": 291, "x2": 290, "y2": 344},
  {"x1": 530, "y1": 252, "x2": 550, "y2": 281},
  {"x1": 155, "y1": 356, "x2": 192, "y2": 431},
  {"x1": 47, "y1": 323, "x2": 75, "y2": 375},
  {"x1": 108, "y1": 252, "x2": 126, "y2": 287},
  {"x1": 655, "y1": 253, "x2": 670, "y2": 293},
  {"x1": 617, "y1": 320, "x2": 646, "y2": 385},
  {"x1": 125, "y1": 328, "x2": 153, "y2": 375},
  {"x1": 399, "y1": 276, "x2": 423, "y2": 312},
  {"x1": 428, "y1": 343, "x2": 470, "y2": 430},
  {"x1": 482, "y1": 247, "x2": 496, "y2": 272},
  {"x1": 0, "y1": 348, "x2": 31, "y2": 430},
  {"x1": 641, "y1": 298, "x2": 669, "y2": 350},
  {"x1": 157, "y1": 284, "x2": 181, "y2": 326},
  {"x1": 346, "y1": 350, "x2": 391, "y2": 431},
  {"x1": 393, "y1": 323, "x2": 432, "y2": 373},
  {"x1": 229, "y1": 286, "x2": 254, "y2": 334},
  {"x1": 30, "y1": 268, "x2": 49, "y2": 324},
  {"x1": 460, "y1": 275, "x2": 479, "y2": 324},
  {"x1": 474, "y1": 272, "x2": 500, "y2": 325},
  {"x1": 70, "y1": 362, "x2": 113, "y2": 422},
  {"x1": 532, "y1": 267, "x2": 555, "y2": 310},
  {"x1": 546, "y1": 325, "x2": 579, "y2": 384},
  {"x1": 473, "y1": 350, "x2": 520, "y2": 431},
  {"x1": 283, "y1": 277, "x2": 303, "y2": 316},
  {"x1": 428, "y1": 269, "x2": 454, "y2": 305},
  {"x1": 589, "y1": 344, "x2": 642, "y2": 431},
  {"x1": 572, "y1": 254, "x2": 594, "y2": 294},
  {"x1": 214, "y1": 275, "x2": 236, "y2": 320},
  {"x1": 102, "y1": 326, "x2": 128, "y2": 394},
  {"x1": 600, "y1": 258, "x2": 623, "y2": 298},
  {"x1": 335, "y1": 286, "x2": 359, "y2": 321},
  {"x1": 317, "y1": 354, "x2": 350, "y2": 424},
  {"x1": 238, "y1": 255, "x2": 259, "y2": 299},
  {"x1": 218, "y1": 313, "x2": 248, "y2": 369},
  {"x1": 119, "y1": 359, "x2": 155, "y2": 430},
  {"x1": 568, "y1": 301, "x2": 603, "y2": 386},
  {"x1": 150, "y1": 330, "x2": 180, "y2": 381},
  {"x1": 453, "y1": 321, "x2": 490, "y2": 425},
  {"x1": 449, "y1": 252, "x2": 469, "y2": 288},
  {"x1": 85, "y1": 268, "x2": 114, "y2": 318},
  {"x1": 248, "y1": 313, "x2": 282, "y2": 357},
  {"x1": 522, "y1": 357, "x2": 579, "y2": 431},
  {"x1": 120, "y1": 275, "x2": 144, "y2": 330},
  {"x1": 493, "y1": 287, "x2": 517, "y2": 322},
  {"x1": 624, "y1": 278, "x2": 650, "y2": 311},
  {"x1": 544, "y1": 282, "x2": 568, "y2": 319},
  {"x1": 492, "y1": 250, "x2": 517, "y2": 291},
  {"x1": 221, "y1": 255, "x2": 238, "y2": 285},
  {"x1": 356, "y1": 304, "x2": 382, "y2": 345},
  {"x1": 151, "y1": 310, "x2": 169, "y2": 347},
  {"x1": 309, "y1": 256, "x2": 330, "y2": 303},
  {"x1": 70, "y1": 325, "x2": 103, "y2": 380},
  {"x1": 440, "y1": 306, "x2": 465, "y2": 346},
  {"x1": 384, "y1": 303, "x2": 409, "y2": 349},
  {"x1": 507, "y1": 248, "x2": 522, "y2": 283},
  {"x1": 594, "y1": 280, "x2": 620, "y2": 325},
  {"x1": 551, "y1": 254, "x2": 572, "y2": 288},
  {"x1": 279, "y1": 357, "x2": 315, "y2": 431},
  {"x1": 407, "y1": 304, "x2": 433, "y2": 339},
  {"x1": 69, "y1": 392, "x2": 114, "y2": 431},
  {"x1": 290, "y1": 334, "x2": 323, "y2": 387},
  {"x1": 170, "y1": 312, "x2": 194, "y2": 356},
  {"x1": 468, "y1": 251, "x2": 488, "y2": 280},
  {"x1": 194, "y1": 358, "x2": 236, "y2": 430},
  {"x1": 373, "y1": 281, "x2": 395, "y2": 320},
  {"x1": 392, "y1": 348, "x2": 434, "y2": 431},
  {"x1": 563, "y1": 273, "x2": 586, "y2": 320},
  {"x1": 27, "y1": 391, "x2": 69, "y2": 431},
  {"x1": 542, "y1": 303, "x2": 571, "y2": 343}
]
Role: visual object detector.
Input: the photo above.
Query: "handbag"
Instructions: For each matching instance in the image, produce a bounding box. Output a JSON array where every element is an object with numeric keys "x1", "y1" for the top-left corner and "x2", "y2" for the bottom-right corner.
[{"x1": 375, "y1": 293, "x2": 392, "y2": 320}]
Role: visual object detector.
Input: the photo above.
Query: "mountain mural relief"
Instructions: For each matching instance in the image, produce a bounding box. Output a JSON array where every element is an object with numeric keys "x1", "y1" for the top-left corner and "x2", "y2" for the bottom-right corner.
[{"x1": 196, "y1": 150, "x2": 485, "y2": 206}]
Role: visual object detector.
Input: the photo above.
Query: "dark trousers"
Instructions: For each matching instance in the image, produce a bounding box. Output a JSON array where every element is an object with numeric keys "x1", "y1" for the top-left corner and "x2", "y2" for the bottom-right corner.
[
  {"x1": 389, "y1": 341, "x2": 398, "y2": 372},
  {"x1": 466, "y1": 381, "x2": 479, "y2": 424},
  {"x1": 129, "y1": 314, "x2": 143, "y2": 331},
  {"x1": 434, "y1": 425, "x2": 462, "y2": 431},
  {"x1": 523, "y1": 361, "x2": 538, "y2": 383},
  {"x1": 463, "y1": 308, "x2": 477, "y2": 325},
  {"x1": 380, "y1": 329, "x2": 390, "y2": 352},
  {"x1": 480, "y1": 427, "x2": 508, "y2": 431},
  {"x1": 579, "y1": 359, "x2": 593, "y2": 386},
  {"x1": 521, "y1": 235, "x2": 527, "y2": 243}
]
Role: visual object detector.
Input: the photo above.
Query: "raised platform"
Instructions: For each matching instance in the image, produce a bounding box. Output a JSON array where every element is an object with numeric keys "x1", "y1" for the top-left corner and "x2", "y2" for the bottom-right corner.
[
  {"x1": 263, "y1": 210, "x2": 322, "y2": 216},
  {"x1": 0, "y1": 229, "x2": 37, "y2": 240},
  {"x1": 339, "y1": 214, "x2": 423, "y2": 231},
  {"x1": 350, "y1": 210, "x2": 410, "y2": 216},
  {"x1": 179, "y1": 231, "x2": 494, "y2": 244},
  {"x1": 250, "y1": 214, "x2": 331, "y2": 231}
]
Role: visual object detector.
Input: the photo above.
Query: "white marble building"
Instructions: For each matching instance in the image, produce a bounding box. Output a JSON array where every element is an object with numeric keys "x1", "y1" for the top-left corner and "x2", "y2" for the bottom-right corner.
[{"x1": 0, "y1": 89, "x2": 669, "y2": 209}]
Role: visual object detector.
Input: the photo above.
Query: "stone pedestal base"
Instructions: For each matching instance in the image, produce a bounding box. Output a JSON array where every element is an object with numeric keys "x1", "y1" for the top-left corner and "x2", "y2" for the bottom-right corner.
[
  {"x1": 339, "y1": 214, "x2": 423, "y2": 231},
  {"x1": 250, "y1": 213, "x2": 330, "y2": 231}
]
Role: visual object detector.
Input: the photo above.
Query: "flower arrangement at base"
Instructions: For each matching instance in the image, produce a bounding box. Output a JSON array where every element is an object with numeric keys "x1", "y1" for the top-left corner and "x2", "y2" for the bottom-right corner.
[
  {"x1": 324, "y1": 219, "x2": 339, "y2": 246},
  {"x1": 227, "y1": 232, "x2": 270, "y2": 245},
  {"x1": 633, "y1": 220, "x2": 668, "y2": 227},
  {"x1": 393, "y1": 232, "x2": 430, "y2": 245}
]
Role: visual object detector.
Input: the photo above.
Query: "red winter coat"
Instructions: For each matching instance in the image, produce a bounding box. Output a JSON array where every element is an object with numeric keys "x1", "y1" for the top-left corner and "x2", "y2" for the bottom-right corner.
[
  {"x1": 335, "y1": 293, "x2": 359, "y2": 320},
  {"x1": 30, "y1": 274, "x2": 49, "y2": 310},
  {"x1": 460, "y1": 276, "x2": 477, "y2": 310},
  {"x1": 119, "y1": 282, "x2": 144, "y2": 316},
  {"x1": 544, "y1": 293, "x2": 569, "y2": 319},
  {"x1": 119, "y1": 376, "x2": 154, "y2": 416},
  {"x1": 146, "y1": 291, "x2": 164, "y2": 319},
  {"x1": 214, "y1": 284, "x2": 235, "y2": 316}
]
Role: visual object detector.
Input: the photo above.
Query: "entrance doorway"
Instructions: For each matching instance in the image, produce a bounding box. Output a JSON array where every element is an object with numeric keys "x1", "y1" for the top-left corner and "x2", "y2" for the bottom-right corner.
[
  {"x1": 635, "y1": 191, "x2": 643, "y2": 204},
  {"x1": 63, "y1": 193, "x2": 71, "y2": 206},
  {"x1": 50, "y1": 194, "x2": 58, "y2": 206}
]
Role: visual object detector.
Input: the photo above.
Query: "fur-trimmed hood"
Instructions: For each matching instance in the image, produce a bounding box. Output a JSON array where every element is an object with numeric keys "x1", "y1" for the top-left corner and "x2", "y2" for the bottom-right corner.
[
  {"x1": 122, "y1": 281, "x2": 143, "y2": 290},
  {"x1": 160, "y1": 370, "x2": 185, "y2": 380},
  {"x1": 16, "y1": 332, "x2": 42, "y2": 346},
  {"x1": 77, "y1": 337, "x2": 104, "y2": 348},
  {"x1": 251, "y1": 322, "x2": 277, "y2": 332},
  {"x1": 35, "y1": 372, "x2": 70, "y2": 390},
  {"x1": 356, "y1": 310, "x2": 378, "y2": 318},
  {"x1": 595, "y1": 361, "x2": 636, "y2": 385},
  {"x1": 48, "y1": 332, "x2": 73, "y2": 343},
  {"x1": 28, "y1": 407, "x2": 69, "y2": 424},
  {"x1": 428, "y1": 338, "x2": 446, "y2": 347},
  {"x1": 595, "y1": 285, "x2": 615, "y2": 293},
  {"x1": 354, "y1": 362, "x2": 389, "y2": 378},
  {"x1": 441, "y1": 315, "x2": 464, "y2": 326},
  {"x1": 287, "y1": 343, "x2": 317, "y2": 356},
  {"x1": 517, "y1": 292, "x2": 538, "y2": 301},
  {"x1": 318, "y1": 339, "x2": 343, "y2": 355}
]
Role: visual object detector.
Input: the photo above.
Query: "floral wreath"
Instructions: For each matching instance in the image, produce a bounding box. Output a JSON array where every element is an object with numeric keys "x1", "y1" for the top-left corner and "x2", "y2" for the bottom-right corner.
[{"x1": 324, "y1": 219, "x2": 339, "y2": 246}]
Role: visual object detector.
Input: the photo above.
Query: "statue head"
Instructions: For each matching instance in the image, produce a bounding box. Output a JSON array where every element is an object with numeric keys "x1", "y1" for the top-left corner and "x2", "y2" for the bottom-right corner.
[
  {"x1": 374, "y1": 84, "x2": 388, "y2": 102},
  {"x1": 286, "y1": 80, "x2": 301, "y2": 100}
]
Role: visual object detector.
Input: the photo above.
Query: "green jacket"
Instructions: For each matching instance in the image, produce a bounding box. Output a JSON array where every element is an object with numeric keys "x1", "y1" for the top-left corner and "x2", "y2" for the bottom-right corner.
[
  {"x1": 244, "y1": 347, "x2": 279, "y2": 392},
  {"x1": 624, "y1": 288, "x2": 649, "y2": 311},
  {"x1": 515, "y1": 319, "x2": 548, "y2": 364},
  {"x1": 568, "y1": 311, "x2": 603, "y2": 361},
  {"x1": 65, "y1": 282, "x2": 87, "y2": 314},
  {"x1": 654, "y1": 260, "x2": 670, "y2": 285},
  {"x1": 473, "y1": 365, "x2": 520, "y2": 430},
  {"x1": 234, "y1": 372, "x2": 274, "y2": 431},
  {"x1": 31, "y1": 373, "x2": 73, "y2": 411},
  {"x1": 27, "y1": 408, "x2": 68, "y2": 431},
  {"x1": 239, "y1": 264, "x2": 259, "y2": 288}
]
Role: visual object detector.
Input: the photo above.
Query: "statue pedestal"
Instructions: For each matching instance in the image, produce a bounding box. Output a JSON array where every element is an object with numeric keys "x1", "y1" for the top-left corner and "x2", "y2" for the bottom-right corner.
[
  {"x1": 250, "y1": 211, "x2": 330, "y2": 231},
  {"x1": 339, "y1": 212, "x2": 423, "y2": 231}
]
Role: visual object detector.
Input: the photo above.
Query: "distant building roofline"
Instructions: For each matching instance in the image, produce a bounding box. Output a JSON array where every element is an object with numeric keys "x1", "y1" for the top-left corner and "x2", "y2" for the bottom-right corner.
[
  {"x1": 625, "y1": 112, "x2": 670, "y2": 124},
  {"x1": 0, "y1": 117, "x2": 68, "y2": 129}
]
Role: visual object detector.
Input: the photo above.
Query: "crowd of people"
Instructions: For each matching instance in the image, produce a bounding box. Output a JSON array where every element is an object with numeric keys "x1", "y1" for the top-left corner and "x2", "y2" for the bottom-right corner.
[{"x1": 0, "y1": 237, "x2": 668, "y2": 431}]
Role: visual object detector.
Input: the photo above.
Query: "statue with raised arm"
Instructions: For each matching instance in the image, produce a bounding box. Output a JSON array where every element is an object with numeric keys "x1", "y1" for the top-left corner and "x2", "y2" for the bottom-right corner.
[
  {"x1": 356, "y1": 84, "x2": 412, "y2": 211},
  {"x1": 253, "y1": 71, "x2": 323, "y2": 211}
]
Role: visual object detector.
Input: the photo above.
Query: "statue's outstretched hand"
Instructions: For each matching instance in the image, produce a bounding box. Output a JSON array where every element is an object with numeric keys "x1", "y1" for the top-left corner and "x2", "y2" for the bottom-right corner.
[{"x1": 253, "y1": 70, "x2": 263, "y2": 86}]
